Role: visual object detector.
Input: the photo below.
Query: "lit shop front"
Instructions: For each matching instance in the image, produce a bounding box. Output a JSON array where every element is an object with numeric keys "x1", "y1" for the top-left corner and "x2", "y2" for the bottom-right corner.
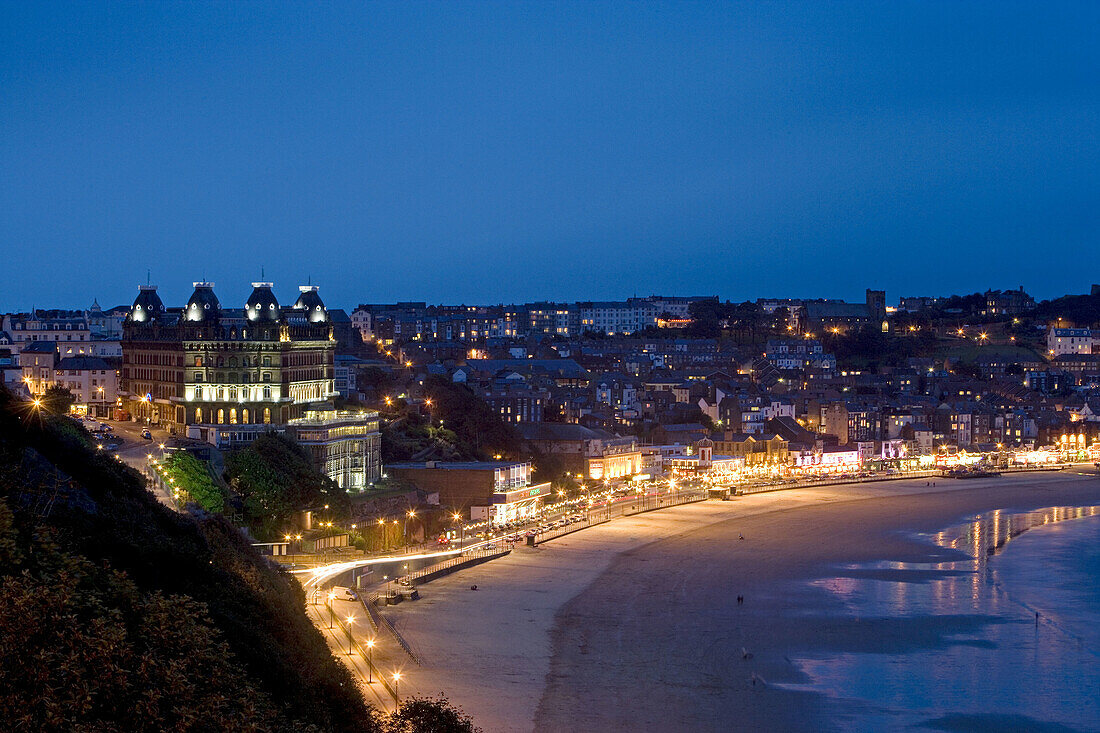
[{"x1": 473, "y1": 482, "x2": 552, "y2": 526}]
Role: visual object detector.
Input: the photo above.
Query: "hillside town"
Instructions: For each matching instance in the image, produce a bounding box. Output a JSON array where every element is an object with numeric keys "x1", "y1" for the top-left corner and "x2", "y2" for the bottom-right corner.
[{"x1": 5, "y1": 282, "x2": 1100, "y2": 548}]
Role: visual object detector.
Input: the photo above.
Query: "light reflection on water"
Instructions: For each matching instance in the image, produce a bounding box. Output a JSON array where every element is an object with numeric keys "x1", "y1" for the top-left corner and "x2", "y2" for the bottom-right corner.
[{"x1": 780, "y1": 504, "x2": 1100, "y2": 732}]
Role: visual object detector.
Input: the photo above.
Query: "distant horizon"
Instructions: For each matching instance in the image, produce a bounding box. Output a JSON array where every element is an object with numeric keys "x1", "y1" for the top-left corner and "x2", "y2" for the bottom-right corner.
[{"x1": 6, "y1": 279, "x2": 1095, "y2": 315}]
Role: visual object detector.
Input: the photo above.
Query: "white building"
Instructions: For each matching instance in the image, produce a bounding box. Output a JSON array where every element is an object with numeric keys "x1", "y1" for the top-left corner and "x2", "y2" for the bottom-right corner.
[
  {"x1": 2, "y1": 311, "x2": 89, "y2": 354},
  {"x1": 18, "y1": 341, "x2": 118, "y2": 417},
  {"x1": 350, "y1": 307, "x2": 373, "y2": 341},
  {"x1": 577, "y1": 301, "x2": 659, "y2": 335},
  {"x1": 1047, "y1": 328, "x2": 1097, "y2": 356},
  {"x1": 52, "y1": 356, "x2": 118, "y2": 417}
]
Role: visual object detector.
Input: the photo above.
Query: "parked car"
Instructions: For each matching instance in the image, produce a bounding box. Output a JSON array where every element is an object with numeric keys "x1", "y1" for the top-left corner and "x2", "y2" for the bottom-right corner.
[
  {"x1": 141, "y1": 429, "x2": 152, "y2": 440},
  {"x1": 331, "y1": 586, "x2": 358, "y2": 601}
]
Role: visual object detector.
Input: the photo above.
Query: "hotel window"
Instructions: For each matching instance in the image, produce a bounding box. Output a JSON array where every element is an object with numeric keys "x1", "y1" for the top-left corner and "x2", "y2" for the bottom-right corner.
[
  {"x1": 195, "y1": 386, "x2": 203, "y2": 400},
  {"x1": 263, "y1": 386, "x2": 271, "y2": 399},
  {"x1": 217, "y1": 409, "x2": 225, "y2": 424},
  {"x1": 263, "y1": 407, "x2": 271, "y2": 424},
  {"x1": 195, "y1": 407, "x2": 202, "y2": 423},
  {"x1": 230, "y1": 408, "x2": 238, "y2": 424}
]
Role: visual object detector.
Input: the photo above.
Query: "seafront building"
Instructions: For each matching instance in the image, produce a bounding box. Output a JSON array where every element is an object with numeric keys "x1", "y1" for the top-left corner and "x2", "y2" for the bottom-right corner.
[
  {"x1": 120, "y1": 281, "x2": 337, "y2": 432},
  {"x1": 387, "y1": 460, "x2": 551, "y2": 525},
  {"x1": 287, "y1": 409, "x2": 382, "y2": 490},
  {"x1": 119, "y1": 281, "x2": 385, "y2": 488}
]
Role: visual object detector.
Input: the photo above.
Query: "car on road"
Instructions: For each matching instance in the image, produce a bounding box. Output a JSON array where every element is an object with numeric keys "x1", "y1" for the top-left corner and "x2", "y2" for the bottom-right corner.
[
  {"x1": 141, "y1": 429, "x2": 152, "y2": 440},
  {"x1": 331, "y1": 586, "x2": 358, "y2": 601}
]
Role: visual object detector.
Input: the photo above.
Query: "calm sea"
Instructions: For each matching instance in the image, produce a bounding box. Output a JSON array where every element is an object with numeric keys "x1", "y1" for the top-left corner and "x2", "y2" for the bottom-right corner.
[{"x1": 779, "y1": 505, "x2": 1100, "y2": 732}]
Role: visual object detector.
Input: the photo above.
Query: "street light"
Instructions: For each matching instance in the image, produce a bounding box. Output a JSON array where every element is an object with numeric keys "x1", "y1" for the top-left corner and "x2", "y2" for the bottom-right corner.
[
  {"x1": 452, "y1": 512, "x2": 464, "y2": 544},
  {"x1": 392, "y1": 672, "x2": 402, "y2": 703},
  {"x1": 327, "y1": 591, "x2": 336, "y2": 629},
  {"x1": 345, "y1": 615, "x2": 356, "y2": 655},
  {"x1": 366, "y1": 638, "x2": 376, "y2": 682}
]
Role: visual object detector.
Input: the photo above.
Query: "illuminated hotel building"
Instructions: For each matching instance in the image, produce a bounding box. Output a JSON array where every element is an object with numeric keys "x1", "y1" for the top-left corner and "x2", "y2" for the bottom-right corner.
[{"x1": 120, "y1": 282, "x2": 337, "y2": 434}]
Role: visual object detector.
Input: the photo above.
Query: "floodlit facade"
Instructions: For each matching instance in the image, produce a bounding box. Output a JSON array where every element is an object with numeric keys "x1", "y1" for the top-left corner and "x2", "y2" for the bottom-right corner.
[
  {"x1": 288, "y1": 409, "x2": 382, "y2": 490},
  {"x1": 121, "y1": 282, "x2": 337, "y2": 433}
]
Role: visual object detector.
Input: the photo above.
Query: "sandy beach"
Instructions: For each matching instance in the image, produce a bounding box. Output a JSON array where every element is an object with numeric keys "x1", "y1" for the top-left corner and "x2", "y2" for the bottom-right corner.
[{"x1": 381, "y1": 470, "x2": 1100, "y2": 732}]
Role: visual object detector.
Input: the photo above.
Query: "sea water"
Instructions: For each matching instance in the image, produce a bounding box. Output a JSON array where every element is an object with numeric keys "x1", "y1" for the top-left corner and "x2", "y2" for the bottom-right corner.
[{"x1": 779, "y1": 506, "x2": 1100, "y2": 732}]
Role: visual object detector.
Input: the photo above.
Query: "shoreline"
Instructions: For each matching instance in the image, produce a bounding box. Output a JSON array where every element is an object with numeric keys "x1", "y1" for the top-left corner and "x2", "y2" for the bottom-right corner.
[{"x1": 383, "y1": 469, "x2": 1100, "y2": 732}]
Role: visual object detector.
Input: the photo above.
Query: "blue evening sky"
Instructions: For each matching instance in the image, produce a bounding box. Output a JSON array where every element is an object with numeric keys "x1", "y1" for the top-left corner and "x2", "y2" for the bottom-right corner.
[{"x1": 2, "y1": 2, "x2": 1098, "y2": 311}]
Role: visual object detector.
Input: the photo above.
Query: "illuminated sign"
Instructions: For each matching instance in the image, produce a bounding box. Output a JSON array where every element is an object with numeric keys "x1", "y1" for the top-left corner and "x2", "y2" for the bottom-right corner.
[{"x1": 492, "y1": 482, "x2": 552, "y2": 504}]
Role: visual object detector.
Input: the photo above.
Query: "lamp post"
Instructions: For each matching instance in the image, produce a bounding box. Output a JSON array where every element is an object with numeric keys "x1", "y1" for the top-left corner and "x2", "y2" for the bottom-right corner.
[
  {"x1": 366, "y1": 638, "x2": 376, "y2": 683},
  {"x1": 345, "y1": 615, "x2": 356, "y2": 655},
  {"x1": 327, "y1": 591, "x2": 335, "y2": 629},
  {"x1": 392, "y1": 672, "x2": 402, "y2": 704}
]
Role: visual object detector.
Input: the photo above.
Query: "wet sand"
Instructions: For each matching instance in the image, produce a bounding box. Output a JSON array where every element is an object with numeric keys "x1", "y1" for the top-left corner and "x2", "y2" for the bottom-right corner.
[{"x1": 384, "y1": 470, "x2": 1100, "y2": 732}]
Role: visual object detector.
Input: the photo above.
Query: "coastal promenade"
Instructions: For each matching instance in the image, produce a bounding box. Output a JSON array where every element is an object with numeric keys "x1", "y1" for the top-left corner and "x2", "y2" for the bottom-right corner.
[{"x1": 375, "y1": 468, "x2": 1100, "y2": 732}]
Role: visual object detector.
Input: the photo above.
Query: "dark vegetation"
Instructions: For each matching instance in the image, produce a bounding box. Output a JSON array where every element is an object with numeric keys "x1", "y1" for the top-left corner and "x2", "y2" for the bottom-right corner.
[
  {"x1": 421, "y1": 376, "x2": 520, "y2": 458},
  {"x1": 1031, "y1": 291, "x2": 1100, "y2": 327},
  {"x1": 380, "y1": 376, "x2": 520, "y2": 464},
  {"x1": 0, "y1": 386, "x2": 480, "y2": 732},
  {"x1": 226, "y1": 433, "x2": 350, "y2": 541},
  {"x1": 0, "y1": 386, "x2": 371, "y2": 731}
]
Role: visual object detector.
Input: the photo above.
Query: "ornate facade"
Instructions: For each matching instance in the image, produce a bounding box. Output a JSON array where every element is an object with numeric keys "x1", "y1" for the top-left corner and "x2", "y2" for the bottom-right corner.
[{"x1": 121, "y1": 282, "x2": 337, "y2": 434}]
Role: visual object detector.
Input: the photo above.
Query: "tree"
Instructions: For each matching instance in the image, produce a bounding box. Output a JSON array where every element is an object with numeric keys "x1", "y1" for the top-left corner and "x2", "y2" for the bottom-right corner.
[
  {"x1": 165, "y1": 451, "x2": 225, "y2": 513},
  {"x1": 382, "y1": 695, "x2": 481, "y2": 733},
  {"x1": 685, "y1": 300, "x2": 722, "y2": 338},
  {"x1": 226, "y1": 433, "x2": 349, "y2": 540},
  {"x1": 40, "y1": 385, "x2": 75, "y2": 415},
  {"x1": 422, "y1": 376, "x2": 520, "y2": 459}
]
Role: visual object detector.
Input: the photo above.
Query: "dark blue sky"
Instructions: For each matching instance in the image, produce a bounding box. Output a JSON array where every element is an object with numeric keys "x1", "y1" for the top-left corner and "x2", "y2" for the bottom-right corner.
[{"x1": 2, "y1": 2, "x2": 1098, "y2": 311}]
